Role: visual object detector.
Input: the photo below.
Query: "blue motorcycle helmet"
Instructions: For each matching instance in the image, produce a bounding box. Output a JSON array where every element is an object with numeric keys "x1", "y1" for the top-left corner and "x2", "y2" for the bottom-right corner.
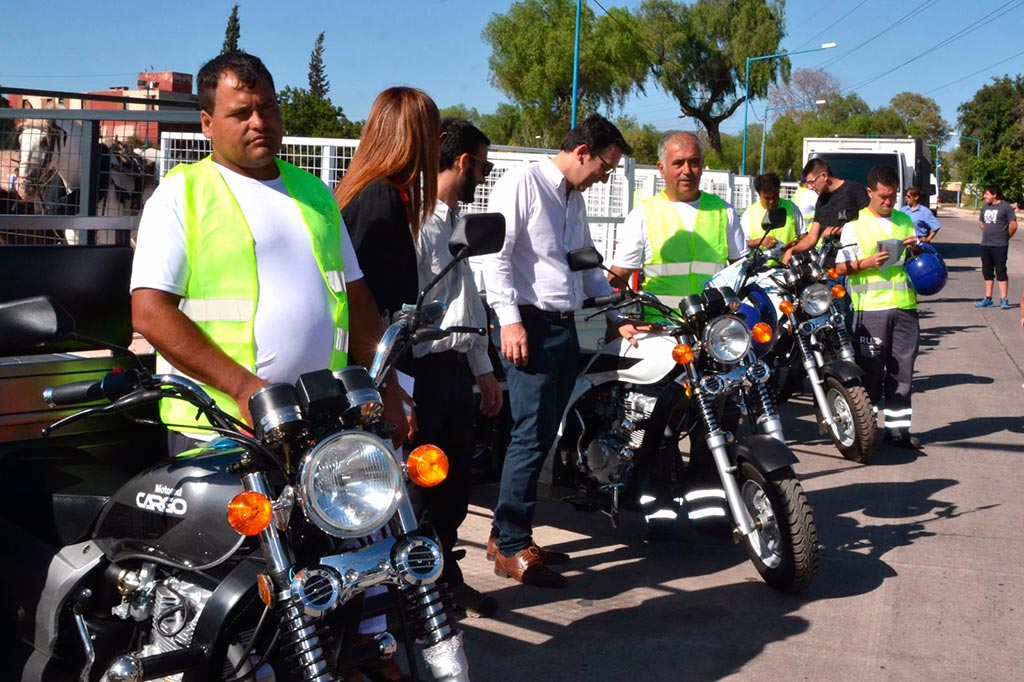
[
  {"x1": 738, "y1": 284, "x2": 779, "y2": 357},
  {"x1": 905, "y1": 243, "x2": 948, "y2": 296}
]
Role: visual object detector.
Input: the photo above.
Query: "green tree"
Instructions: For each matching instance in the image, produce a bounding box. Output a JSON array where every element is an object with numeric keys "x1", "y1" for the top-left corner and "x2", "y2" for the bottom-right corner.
[
  {"x1": 277, "y1": 86, "x2": 360, "y2": 139},
  {"x1": 889, "y1": 92, "x2": 951, "y2": 146},
  {"x1": 957, "y1": 75, "x2": 1024, "y2": 152},
  {"x1": 637, "y1": 0, "x2": 788, "y2": 158},
  {"x1": 483, "y1": 0, "x2": 648, "y2": 146},
  {"x1": 962, "y1": 147, "x2": 1024, "y2": 204},
  {"x1": 221, "y1": 4, "x2": 241, "y2": 54},
  {"x1": 308, "y1": 32, "x2": 329, "y2": 98},
  {"x1": 438, "y1": 104, "x2": 483, "y2": 124},
  {"x1": 479, "y1": 103, "x2": 524, "y2": 146},
  {"x1": 614, "y1": 115, "x2": 662, "y2": 164}
]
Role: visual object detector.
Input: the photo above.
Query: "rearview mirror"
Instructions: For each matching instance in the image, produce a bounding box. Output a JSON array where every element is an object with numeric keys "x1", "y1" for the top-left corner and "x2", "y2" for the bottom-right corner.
[
  {"x1": 0, "y1": 296, "x2": 76, "y2": 356},
  {"x1": 567, "y1": 247, "x2": 603, "y2": 272},
  {"x1": 449, "y1": 212, "x2": 506, "y2": 259},
  {"x1": 762, "y1": 207, "x2": 788, "y2": 230}
]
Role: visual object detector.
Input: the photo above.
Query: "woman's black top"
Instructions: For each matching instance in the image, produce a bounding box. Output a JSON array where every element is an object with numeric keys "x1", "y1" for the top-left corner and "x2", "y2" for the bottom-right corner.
[{"x1": 341, "y1": 179, "x2": 420, "y2": 323}]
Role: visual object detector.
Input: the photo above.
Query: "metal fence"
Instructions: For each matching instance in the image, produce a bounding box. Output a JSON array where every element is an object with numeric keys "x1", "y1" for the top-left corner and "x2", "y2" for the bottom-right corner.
[{"x1": 3, "y1": 109, "x2": 761, "y2": 255}]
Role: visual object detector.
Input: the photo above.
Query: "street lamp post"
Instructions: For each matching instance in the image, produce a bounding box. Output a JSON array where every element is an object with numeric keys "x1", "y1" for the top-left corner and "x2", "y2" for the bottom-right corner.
[
  {"x1": 741, "y1": 42, "x2": 836, "y2": 175},
  {"x1": 759, "y1": 99, "x2": 826, "y2": 175},
  {"x1": 570, "y1": 0, "x2": 582, "y2": 128},
  {"x1": 959, "y1": 135, "x2": 981, "y2": 208}
]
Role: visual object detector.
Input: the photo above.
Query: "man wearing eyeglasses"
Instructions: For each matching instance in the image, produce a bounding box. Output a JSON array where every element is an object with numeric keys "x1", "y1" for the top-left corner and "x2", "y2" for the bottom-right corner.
[
  {"x1": 789, "y1": 158, "x2": 869, "y2": 256},
  {"x1": 609, "y1": 131, "x2": 747, "y2": 317},
  {"x1": 412, "y1": 118, "x2": 502, "y2": 616},
  {"x1": 484, "y1": 114, "x2": 645, "y2": 588}
]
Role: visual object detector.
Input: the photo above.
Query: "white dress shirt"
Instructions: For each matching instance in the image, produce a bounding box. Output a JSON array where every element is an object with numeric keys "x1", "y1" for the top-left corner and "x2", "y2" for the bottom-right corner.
[
  {"x1": 413, "y1": 200, "x2": 494, "y2": 377},
  {"x1": 483, "y1": 157, "x2": 613, "y2": 326}
]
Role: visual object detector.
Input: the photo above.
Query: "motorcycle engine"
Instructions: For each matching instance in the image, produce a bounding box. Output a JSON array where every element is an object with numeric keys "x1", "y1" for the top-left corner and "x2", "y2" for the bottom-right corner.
[
  {"x1": 147, "y1": 577, "x2": 213, "y2": 654},
  {"x1": 578, "y1": 386, "x2": 659, "y2": 486}
]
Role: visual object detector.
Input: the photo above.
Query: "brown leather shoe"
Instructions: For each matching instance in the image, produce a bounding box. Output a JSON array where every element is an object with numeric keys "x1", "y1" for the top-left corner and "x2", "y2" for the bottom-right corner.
[
  {"x1": 493, "y1": 546, "x2": 568, "y2": 587},
  {"x1": 486, "y1": 534, "x2": 570, "y2": 565}
]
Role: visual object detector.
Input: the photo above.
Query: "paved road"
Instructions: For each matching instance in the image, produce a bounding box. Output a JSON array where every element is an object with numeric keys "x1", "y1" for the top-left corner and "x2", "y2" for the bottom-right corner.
[{"x1": 445, "y1": 207, "x2": 1024, "y2": 682}]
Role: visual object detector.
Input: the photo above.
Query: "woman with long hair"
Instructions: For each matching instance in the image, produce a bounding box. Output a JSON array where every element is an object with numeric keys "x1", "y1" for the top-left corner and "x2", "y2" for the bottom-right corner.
[{"x1": 335, "y1": 86, "x2": 440, "y2": 323}]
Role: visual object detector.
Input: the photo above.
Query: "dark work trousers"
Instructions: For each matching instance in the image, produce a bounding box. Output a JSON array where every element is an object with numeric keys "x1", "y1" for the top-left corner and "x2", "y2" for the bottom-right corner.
[
  {"x1": 853, "y1": 307, "x2": 920, "y2": 437},
  {"x1": 491, "y1": 310, "x2": 579, "y2": 557},
  {"x1": 410, "y1": 350, "x2": 476, "y2": 588}
]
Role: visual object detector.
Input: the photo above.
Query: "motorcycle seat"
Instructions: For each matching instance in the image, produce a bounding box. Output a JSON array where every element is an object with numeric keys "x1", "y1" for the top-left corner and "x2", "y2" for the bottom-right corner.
[{"x1": 0, "y1": 446, "x2": 136, "y2": 547}]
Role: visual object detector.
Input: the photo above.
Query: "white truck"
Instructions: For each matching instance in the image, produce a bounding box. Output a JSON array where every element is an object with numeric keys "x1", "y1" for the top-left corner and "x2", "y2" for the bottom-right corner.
[{"x1": 803, "y1": 135, "x2": 938, "y2": 214}]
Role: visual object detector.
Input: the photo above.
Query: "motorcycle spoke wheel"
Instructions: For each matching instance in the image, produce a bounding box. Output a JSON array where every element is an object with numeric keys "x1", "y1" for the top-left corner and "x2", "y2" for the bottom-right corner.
[
  {"x1": 738, "y1": 461, "x2": 819, "y2": 593},
  {"x1": 824, "y1": 377, "x2": 877, "y2": 464}
]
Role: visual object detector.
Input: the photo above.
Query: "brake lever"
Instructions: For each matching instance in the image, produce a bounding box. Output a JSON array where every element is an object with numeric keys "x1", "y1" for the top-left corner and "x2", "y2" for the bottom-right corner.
[{"x1": 41, "y1": 389, "x2": 165, "y2": 437}]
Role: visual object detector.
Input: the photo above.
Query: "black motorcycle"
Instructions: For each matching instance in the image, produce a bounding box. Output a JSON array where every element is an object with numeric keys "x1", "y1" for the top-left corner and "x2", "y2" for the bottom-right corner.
[
  {"x1": 555, "y1": 247, "x2": 819, "y2": 594},
  {"x1": 0, "y1": 213, "x2": 503, "y2": 682}
]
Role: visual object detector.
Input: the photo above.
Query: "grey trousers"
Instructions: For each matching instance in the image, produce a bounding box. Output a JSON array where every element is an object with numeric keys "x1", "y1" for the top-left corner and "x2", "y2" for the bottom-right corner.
[{"x1": 852, "y1": 307, "x2": 920, "y2": 435}]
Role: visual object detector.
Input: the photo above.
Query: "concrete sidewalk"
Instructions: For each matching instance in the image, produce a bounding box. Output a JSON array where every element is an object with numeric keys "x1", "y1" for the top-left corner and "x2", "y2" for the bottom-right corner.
[{"x1": 444, "y1": 208, "x2": 1024, "y2": 681}]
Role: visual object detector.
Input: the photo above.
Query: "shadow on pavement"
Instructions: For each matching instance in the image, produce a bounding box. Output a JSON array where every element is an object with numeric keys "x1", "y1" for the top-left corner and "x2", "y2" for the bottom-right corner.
[
  {"x1": 920, "y1": 415, "x2": 1024, "y2": 448},
  {"x1": 913, "y1": 371, "x2": 994, "y2": 391}
]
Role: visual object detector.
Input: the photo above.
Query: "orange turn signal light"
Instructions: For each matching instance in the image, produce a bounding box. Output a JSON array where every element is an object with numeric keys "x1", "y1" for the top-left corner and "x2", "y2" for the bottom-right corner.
[
  {"x1": 752, "y1": 322, "x2": 773, "y2": 344},
  {"x1": 672, "y1": 343, "x2": 694, "y2": 365},
  {"x1": 827, "y1": 268, "x2": 839, "y2": 279},
  {"x1": 256, "y1": 573, "x2": 274, "y2": 606},
  {"x1": 832, "y1": 284, "x2": 847, "y2": 299},
  {"x1": 227, "y1": 491, "x2": 273, "y2": 536},
  {"x1": 779, "y1": 300, "x2": 795, "y2": 314},
  {"x1": 407, "y1": 444, "x2": 449, "y2": 487}
]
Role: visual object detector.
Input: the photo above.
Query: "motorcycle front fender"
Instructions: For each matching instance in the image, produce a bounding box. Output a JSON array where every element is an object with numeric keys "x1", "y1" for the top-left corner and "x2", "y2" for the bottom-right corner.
[
  {"x1": 820, "y1": 359, "x2": 864, "y2": 384},
  {"x1": 731, "y1": 434, "x2": 798, "y2": 475}
]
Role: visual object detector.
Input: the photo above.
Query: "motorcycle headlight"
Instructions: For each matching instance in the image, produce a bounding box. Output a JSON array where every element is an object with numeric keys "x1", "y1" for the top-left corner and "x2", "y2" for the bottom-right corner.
[
  {"x1": 703, "y1": 315, "x2": 751, "y2": 364},
  {"x1": 299, "y1": 431, "x2": 402, "y2": 538},
  {"x1": 800, "y1": 283, "x2": 832, "y2": 317}
]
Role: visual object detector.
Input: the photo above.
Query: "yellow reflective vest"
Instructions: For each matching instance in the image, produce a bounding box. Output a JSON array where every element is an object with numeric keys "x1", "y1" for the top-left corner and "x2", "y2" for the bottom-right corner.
[
  {"x1": 158, "y1": 156, "x2": 350, "y2": 430},
  {"x1": 745, "y1": 197, "x2": 799, "y2": 244},
  {"x1": 641, "y1": 191, "x2": 729, "y2": 312},
  {"x1": 792, "y1": 186, "x2": 817, "y2": 223},
  {"x1": 846, "y1": 208, "x2": 917, "y2": 312}
]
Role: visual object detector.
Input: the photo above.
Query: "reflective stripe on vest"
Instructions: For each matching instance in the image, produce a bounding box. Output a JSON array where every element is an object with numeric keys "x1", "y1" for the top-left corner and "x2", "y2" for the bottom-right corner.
[
  {"x1": 745, "y1": 198, "x2": 798, "y2": 244},
  {"x1": 160, "y1": 156, "x2": 350, "y2": 430},
  {"x1": 846, "y1": 208, "x2": 917, "y2": 312},
  {"x1": 642, "y1": 191, "x2": 729, "y2": 299}
]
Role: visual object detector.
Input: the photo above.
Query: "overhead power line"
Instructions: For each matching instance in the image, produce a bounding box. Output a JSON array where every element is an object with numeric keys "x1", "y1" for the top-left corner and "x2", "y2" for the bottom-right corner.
[
  {"x1": 845, "y1": 0, "x2": 1024, "y2": 93},
  {"x1": 819, "y1": 0, "x2": 938, "y2": 70},
  {"x1": 793, "y1": 0, "x2": 870, "y2": 51},
  {"x1": 923, "y1": 47, "x2": 1024, "y2": 96}
]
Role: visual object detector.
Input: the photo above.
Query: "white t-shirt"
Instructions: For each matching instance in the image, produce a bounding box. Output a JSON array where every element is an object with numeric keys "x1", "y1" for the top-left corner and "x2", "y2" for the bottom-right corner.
[
  {"x1": 610, "y1": 195, "x2": 748, "y2": 269},
  {"x1": 836, "y1": 215, "x2": 904, "y2": 266},
  {"x1": 130, "y1": 162, "x2": 363, "y2": 385}
]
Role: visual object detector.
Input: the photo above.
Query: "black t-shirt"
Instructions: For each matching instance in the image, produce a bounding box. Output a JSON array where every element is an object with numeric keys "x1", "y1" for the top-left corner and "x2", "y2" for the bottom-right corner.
[
  {"x1": 341, "y1": 179, "x2": 419, "y2": 322},
  {"x1": 815, "y1": 179, "x2": 869, "y2": 229}
]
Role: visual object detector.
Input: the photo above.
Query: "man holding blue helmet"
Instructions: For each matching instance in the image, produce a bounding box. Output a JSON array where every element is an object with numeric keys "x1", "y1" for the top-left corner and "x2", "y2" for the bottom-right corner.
[{"x1": 834, "y1": 165, "x2": 925, "y2": 450}]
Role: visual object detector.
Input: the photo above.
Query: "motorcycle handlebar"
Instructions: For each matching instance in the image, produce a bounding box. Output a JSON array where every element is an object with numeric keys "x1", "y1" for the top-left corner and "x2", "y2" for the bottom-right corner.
[
  {"x1": 584, "y1": 290, "x2": 628, "y2": 308},
  {"x1": 44, "y1": 379, "x2": 105, "y2": 407}
]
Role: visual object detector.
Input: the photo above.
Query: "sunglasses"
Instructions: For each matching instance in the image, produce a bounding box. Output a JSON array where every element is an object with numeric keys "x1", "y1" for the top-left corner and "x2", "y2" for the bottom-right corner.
[
  {"x1": 465, "y1": 153, "x2": 494, "y2": 176},
  {"x1": 596, "y1": 152, "x2": 616, "y2": 175}
]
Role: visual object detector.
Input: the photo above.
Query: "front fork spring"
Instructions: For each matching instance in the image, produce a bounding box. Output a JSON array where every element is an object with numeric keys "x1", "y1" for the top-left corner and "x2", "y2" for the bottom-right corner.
[
  {"x1": 694, "y1": 389, "x2": 721, "y2": 436},
  {"x1": 402, "y1": 583, "x2": 454, "y2": 647},
  {"x1": 832, "y1": 323, "x2": 856, "y2": 362},
  {"x1": 275, "y1": 589, "x2": 333, "y2": 682},
  {"x1": 751, "y1": 380, "x2": 778, "y2": 422}
]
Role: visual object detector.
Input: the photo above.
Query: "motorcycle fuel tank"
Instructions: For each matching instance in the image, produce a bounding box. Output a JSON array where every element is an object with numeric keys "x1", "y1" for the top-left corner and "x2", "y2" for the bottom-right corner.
[
  {"x1": 581, "y1": 332, "x2": 680, "y2": 386},
  {"x1": 92, "y1": 440, "x2": 248, "y2": 570}
]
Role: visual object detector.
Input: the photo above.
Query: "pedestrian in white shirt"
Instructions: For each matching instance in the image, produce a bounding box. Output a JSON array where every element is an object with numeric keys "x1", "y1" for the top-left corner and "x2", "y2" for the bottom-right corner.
[{"x1": 483, "y1": 114, "x2": 646, "y2": 588}]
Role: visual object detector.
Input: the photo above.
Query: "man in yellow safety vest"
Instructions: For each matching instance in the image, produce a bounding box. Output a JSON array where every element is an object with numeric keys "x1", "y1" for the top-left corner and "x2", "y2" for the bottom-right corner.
[
  {"x1": 740, "y1": 171, "x2": 805, "y2": 250},
  {"x1": 130, "y1": 52, "x2": 399, "y2": 452},
  {"x1": 834, "y1": 164, "x2": 925, "y2": 450},
  {"x1": 609, "y1": 131, "x2": 747, "y2": 317}
]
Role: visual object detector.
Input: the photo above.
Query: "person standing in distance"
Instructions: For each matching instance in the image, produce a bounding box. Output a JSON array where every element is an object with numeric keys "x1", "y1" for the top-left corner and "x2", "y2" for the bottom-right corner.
[
  {"x1": 741, "y1": 171, "x2": 805, "y2": 250},
  {"x1": 974, "y1": 184, "x2": 1018, "y2": 310},
  {"x1": 484, "y1": 114, "x2": 646, "y2": 588},
  {"x1": 899, "y1": 187, "x2": 941, "y2": 244}
]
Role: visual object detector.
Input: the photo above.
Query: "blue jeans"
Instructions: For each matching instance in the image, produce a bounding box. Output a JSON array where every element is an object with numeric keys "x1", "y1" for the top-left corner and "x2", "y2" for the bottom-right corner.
[{"x1": 492, "y1": 311, "x2": 579, "y2": 556}]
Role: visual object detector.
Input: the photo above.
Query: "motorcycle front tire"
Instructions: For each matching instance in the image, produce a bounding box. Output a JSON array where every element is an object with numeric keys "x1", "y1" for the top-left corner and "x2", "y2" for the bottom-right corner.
[
  {"x1": 737, "y1": 461, "x2": 819, "y2": 594},
  {"x1": 823, "y1": 377, "x2": 877, "y2": 464}
]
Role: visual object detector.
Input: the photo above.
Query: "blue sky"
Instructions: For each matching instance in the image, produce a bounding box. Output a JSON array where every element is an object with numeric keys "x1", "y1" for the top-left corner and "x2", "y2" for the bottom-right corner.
[{"x1": 3, "y1": 0, "x2": 1022, "y2": 151}]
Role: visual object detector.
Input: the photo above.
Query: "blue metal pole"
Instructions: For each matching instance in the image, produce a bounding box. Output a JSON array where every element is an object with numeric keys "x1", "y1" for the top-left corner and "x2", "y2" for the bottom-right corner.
[
  {"x1": 571, "y1": 0, "x2": 582, "y2": 129},
  {"x1": 741, "y1": 57, "x2": 751, "y2": 175}
]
